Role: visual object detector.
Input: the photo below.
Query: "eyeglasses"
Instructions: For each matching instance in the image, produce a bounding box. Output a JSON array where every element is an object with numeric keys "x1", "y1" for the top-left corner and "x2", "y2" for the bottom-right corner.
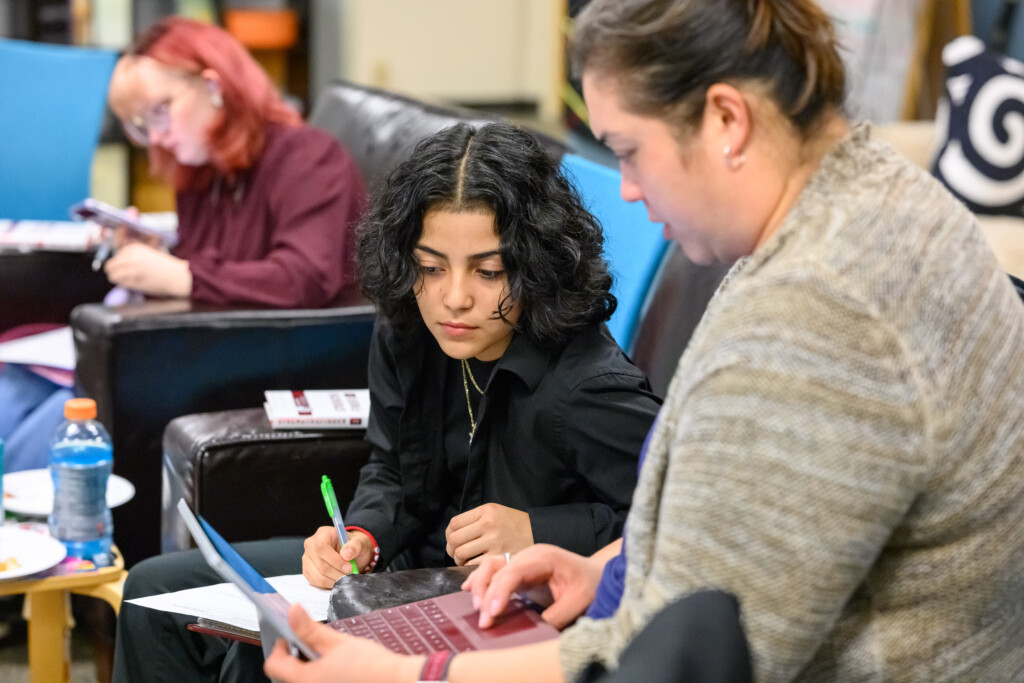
[
  {"x1": 120, "y1": 83, "x2": 192, "y2": 147},
  {"x1": 122, "y1": 101, "x2": 171, "y2": 146}
]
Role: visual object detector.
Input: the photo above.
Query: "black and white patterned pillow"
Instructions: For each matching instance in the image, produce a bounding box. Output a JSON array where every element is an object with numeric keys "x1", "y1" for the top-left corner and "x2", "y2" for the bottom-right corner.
[{"x1": 933, "y1": 35, "x2": 1024, "y2": 216}]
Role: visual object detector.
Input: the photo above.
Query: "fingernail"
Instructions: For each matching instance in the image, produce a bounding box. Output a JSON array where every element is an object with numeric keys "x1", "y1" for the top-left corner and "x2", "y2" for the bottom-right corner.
[
  {"x1": 472, "y1": 594, "x2": 480, "y2": 610},
  {"x1": 490, "y1": 599, "x2": 500, "y2": 616}
]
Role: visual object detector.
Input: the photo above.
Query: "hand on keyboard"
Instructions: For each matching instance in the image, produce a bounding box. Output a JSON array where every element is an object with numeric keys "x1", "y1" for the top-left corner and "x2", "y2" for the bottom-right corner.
[{"x1": 462, "y1": 543, "x2": 604, "y2": 630}]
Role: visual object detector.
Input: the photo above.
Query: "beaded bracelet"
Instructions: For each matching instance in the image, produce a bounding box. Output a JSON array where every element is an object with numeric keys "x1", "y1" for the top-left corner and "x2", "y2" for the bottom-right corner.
[
  {"x1": 418, "y1": 650, "x2": 456, "y2": 682},
  {"x1": 345, "y1": 525, "x2": 380, "y2": 572}
]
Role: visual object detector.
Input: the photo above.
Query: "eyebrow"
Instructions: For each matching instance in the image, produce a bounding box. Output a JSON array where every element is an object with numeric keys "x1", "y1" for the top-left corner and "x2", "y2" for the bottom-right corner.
[{"x1": 415, "y1": 244, "x2": 501, "y2": 261}]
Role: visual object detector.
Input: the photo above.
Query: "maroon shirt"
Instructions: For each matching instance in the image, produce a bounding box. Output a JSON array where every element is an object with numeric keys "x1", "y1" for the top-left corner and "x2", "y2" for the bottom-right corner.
[{"x1": 173, "y1": 123, "x2": 366, "y2": 308}]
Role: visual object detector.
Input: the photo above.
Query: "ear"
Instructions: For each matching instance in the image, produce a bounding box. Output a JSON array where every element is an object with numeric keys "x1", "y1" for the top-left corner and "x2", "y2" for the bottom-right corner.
[
  {"x1": 200, "y1": 68, "x2": 224, "y2": 109},
  {"x1": 703, "y1": 83, "x2": 752, "y2": 158},
  {"x1": 200, "y1": 68, "x2": 222, "y2": 98}
]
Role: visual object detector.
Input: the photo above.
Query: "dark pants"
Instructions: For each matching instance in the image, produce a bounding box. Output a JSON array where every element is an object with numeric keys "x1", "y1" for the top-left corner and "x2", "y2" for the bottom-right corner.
[{"x1": 112, "y1": 537, "x2": 304, "y2": 683}]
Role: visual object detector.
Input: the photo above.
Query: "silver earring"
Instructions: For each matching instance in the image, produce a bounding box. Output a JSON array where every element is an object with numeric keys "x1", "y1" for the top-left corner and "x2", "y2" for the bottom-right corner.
[
  {"x1": 210, "y1": 91, "x2": 223, "y2": 109},
  {"x1": 723, "y1": 145, "x2": 746, "y2": 169}
]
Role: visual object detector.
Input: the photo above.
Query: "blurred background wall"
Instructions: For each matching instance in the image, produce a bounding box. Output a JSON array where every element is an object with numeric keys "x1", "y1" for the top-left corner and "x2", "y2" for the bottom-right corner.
[{"x1": 0, "y1": 0, "x2": 1018, "y2": 210}]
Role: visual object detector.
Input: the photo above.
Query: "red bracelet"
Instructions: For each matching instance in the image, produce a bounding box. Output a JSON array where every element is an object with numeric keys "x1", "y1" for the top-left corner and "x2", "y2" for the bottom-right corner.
[
  {"x1": 345, "y1": 526, "x2": 380, "y2": 572},
  {"x1": 418, "y1": 650, "x2": 455, "y2": 681}
]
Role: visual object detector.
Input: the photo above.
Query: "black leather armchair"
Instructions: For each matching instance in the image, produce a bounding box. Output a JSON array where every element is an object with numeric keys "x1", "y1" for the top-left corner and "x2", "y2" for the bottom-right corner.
[
  {"x1": 310, "y1": 80, "x2": 566, "y2": 195},
  {"x1": 0, "y1": 250, "x2": 112, "y2": 334},
  {"x1": 161, "y1": 408, "x2": 371, "y2": 553},
  {"x1": 630, "y1": 245, "x2": 733, "y2": 396},
  {"x1": 73, "y1": 295, "x2": 376, "y2": 565},
  {"x1": 72, "y1": 79, "x2": 564, "y2": 566}
]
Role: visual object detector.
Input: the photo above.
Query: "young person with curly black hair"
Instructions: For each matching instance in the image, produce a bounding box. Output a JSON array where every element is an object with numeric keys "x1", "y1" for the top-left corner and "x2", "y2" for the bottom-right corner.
[
  {"x1": 327, "y1": 121, "x2": 659, "y2": 576},
  {"x1": 112, "y1": 122, "x2": 661, "y2": 683}
]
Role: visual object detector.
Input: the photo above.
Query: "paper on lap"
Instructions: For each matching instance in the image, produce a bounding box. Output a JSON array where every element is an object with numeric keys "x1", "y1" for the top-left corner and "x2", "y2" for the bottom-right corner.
[{"x1": 127, "y1": 574, "x2": 330, "y2": 633}]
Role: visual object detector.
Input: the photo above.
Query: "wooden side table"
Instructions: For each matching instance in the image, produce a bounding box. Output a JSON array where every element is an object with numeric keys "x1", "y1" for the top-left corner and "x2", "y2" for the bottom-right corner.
[{"x1": 0, "y1": 548, "x2": 126, "y2": 683}]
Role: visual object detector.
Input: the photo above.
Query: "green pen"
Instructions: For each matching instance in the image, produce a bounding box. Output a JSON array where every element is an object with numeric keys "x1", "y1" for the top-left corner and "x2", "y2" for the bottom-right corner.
[{"x1": 321, "y1": 475, "x2": 359, "y2": 574}]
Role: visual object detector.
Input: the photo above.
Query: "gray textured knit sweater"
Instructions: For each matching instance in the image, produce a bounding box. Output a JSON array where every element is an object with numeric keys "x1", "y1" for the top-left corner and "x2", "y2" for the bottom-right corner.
[{"x1": 560, "y1": 124, "x2": 1024, "y2": 680}]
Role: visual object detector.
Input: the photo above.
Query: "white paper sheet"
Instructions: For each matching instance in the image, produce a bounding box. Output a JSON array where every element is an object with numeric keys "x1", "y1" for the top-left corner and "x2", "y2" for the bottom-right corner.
[
  {"x1": 0, "y1": 326, "x2": 75, "y2": 370},
  {"x1": 127, "y1": 574, "x2": 331, "y2": 632}
]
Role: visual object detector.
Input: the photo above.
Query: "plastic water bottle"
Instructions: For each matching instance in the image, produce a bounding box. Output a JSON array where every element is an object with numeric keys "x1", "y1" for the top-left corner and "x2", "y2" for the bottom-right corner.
[{"x1": 48, "y1": 398, "x2": 113, "y2": 564}]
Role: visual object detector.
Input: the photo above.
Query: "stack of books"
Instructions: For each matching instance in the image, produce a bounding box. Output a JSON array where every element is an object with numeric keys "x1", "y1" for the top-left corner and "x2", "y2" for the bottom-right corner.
[{"x1": 263, "y1": 389, "x2": 370, "y2": 430}]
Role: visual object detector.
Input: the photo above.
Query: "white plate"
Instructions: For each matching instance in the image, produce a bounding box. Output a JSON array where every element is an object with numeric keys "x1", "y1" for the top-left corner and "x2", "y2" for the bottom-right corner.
[
  {"x1": 3, "y1": 469, "x2": 135, "y2": 517},
  {"x1": 0, "y1": 527, "x2": 67, "y2": 580}
]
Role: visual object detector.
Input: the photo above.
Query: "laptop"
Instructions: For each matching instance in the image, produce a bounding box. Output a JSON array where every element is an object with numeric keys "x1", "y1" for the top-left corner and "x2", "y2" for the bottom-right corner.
[
  {"x1": 177, "y1": 499, "x2": 558, "y2": 661},
  {"x1": 328, "y1": 585, "x2": 558, "y2": 654}
]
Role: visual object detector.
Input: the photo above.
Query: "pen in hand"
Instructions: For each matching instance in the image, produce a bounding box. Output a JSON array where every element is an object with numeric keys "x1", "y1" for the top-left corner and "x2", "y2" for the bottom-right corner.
[
  {"x1": 92, "y1": 233, "x2": 114, "y2": 271},
  {"x1": 320, "y1": 475, "x2": 359, "y2": 575}
]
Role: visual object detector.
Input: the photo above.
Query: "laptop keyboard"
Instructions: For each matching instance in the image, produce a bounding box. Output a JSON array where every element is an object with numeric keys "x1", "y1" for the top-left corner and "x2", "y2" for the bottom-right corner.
[{"x1": 330, "y1": 598, "x2": 476, "y2": 654}]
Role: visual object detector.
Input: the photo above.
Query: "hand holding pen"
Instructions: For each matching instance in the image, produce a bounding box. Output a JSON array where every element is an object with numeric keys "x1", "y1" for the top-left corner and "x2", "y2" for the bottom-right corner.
[
  {"x1": 320, "y1": 475, "x2": 359, "y2": 575},
  {"x1": 92, "y1": 230, "x2": 115, "y2": 271}
]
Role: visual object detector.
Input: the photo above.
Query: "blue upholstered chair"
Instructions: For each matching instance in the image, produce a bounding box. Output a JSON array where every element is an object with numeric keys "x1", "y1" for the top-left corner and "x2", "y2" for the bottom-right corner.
[
  {"x1": 0, "y1": 39, "x2": 117, "y2": 220},
  {"x1": 560, "y1": 153, "x2": 669, "y2": 351}
]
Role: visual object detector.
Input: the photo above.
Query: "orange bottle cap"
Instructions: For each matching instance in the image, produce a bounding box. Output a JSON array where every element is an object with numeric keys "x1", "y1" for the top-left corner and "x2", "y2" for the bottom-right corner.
[{"x1": 64, "y1": 398, "x2": 97, "y2": 420}]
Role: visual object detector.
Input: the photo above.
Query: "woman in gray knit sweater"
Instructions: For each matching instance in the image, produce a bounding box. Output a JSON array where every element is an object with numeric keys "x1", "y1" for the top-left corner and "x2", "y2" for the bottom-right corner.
[{"x1": 263, "y1": 1, "x2": 1024, "y2": 681}]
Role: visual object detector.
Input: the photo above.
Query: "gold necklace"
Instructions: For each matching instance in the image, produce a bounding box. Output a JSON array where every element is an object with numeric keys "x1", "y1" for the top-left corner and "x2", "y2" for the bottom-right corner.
[
  {"x1": 461, "y1": 359, "x2": 484, "y2": 442},
  {"x1": 464, "y1": 359, "x2": 485, "y2": 394}
]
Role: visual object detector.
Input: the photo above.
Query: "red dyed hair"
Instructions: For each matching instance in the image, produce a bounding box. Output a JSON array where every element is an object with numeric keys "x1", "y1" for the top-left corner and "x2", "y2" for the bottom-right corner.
[{"x1": 129, "y1": 16, "x2": 301, "y2": 190}]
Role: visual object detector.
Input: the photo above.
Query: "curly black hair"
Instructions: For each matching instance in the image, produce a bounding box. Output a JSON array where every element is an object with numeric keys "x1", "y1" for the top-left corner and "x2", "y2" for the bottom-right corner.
[{"x1": 356, "y1": 122, "x2": 616, "y2": 348}]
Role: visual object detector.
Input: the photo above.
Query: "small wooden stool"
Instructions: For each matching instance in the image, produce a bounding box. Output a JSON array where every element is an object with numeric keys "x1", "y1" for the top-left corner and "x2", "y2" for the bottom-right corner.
[{"x1": 0, "y1": 548, "x2": 126, "y2": 683}]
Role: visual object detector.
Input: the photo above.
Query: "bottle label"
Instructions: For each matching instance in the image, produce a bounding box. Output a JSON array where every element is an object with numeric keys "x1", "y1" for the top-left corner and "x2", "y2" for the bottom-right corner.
[{"x1": 50, "y1": 463, "x2": 112, "y2": 542}]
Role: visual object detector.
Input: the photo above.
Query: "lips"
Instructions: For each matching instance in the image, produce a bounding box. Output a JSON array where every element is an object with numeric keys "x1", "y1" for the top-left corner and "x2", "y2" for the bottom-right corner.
[{"x1": 441, "y1": 322, "x2": 476, "y2": 338}]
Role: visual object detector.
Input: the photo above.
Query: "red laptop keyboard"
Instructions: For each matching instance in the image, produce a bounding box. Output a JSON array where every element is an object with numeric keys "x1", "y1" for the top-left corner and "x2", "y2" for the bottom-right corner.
[{"x1": 330, "y1": 598, "x2": 476, "y2": 655}]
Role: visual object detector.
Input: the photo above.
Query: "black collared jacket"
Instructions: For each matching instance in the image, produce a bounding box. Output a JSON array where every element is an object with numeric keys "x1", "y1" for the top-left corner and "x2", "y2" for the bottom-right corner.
[{"x1": 344, "y1": 319, "x2": 661, "y2": 570}]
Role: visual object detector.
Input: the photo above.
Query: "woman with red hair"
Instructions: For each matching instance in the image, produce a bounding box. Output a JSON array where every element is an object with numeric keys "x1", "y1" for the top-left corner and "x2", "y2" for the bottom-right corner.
[
  {"x1": 0, "y1": 17, "x2": 365, "y2": 474},
  {"x1": 105, "y1": 16, "x2": 365, "y2": 306}
]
